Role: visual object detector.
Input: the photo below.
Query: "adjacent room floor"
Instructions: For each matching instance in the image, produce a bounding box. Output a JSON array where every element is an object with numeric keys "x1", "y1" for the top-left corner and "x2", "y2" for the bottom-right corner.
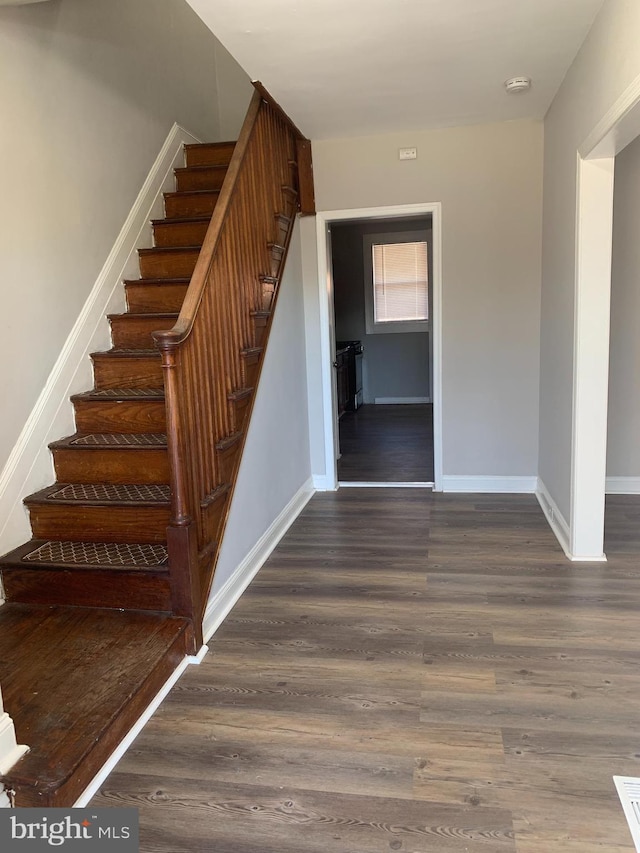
[
  {"x1": 337, "y1": 403, "x2": 434, "y2": 482},
  {"x1": 91, "y1": 489, "x2": 640, "y2": 851}
]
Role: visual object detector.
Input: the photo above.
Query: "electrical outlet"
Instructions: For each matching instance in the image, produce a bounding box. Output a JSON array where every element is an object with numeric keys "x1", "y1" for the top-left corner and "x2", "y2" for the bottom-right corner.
[{"x1": 399, "y1": 147, "x2": 417, "y2": 160}]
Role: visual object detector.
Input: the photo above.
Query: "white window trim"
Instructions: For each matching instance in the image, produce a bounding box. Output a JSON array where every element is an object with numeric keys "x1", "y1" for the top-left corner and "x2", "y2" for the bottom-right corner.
[{"x1": 363, "y1": 230, "x2": 430, "y2": 334}]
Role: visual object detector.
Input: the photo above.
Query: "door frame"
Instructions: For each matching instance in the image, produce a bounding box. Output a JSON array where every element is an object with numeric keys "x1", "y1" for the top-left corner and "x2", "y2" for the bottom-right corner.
[
  {"x1": 568, "y1": 73, "x2": 640, "y2": 559},
  {"x1": 315, "y1": 202, "x2": 443, "y2": 491}
]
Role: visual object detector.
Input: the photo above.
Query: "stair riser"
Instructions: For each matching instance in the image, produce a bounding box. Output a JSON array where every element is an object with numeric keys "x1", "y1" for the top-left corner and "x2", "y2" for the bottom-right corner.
[
  {"x1": 216, "y1": 443, "x2": 242, "y2": 485},
  {"x1": 52, "y1": 449, "x2": 170, "y2": 485},
  {"x1": 92, "y1": 355, "x2": 163, "y2": 390},
  {"x1": 229, "y1": 396, "x2": 252, "y2": 434},
  {"x1": 28, "y1": 504, "x2": 170, "y2": 544},
  {"x1": 175, "y1": 168, "x2": 227, "y2": 192},
  {"x1": 153, "y1": 219, "x2": 210, "y2": 248},
  {"x1": 269, "y1": 247, "x2": 284, "y2": 277},
  {"x1": 74, "y1": 400, "x2": 166, "y2": 434},
  {"x1": 110, "y1": 317, "x2": 177, "y2": 349},
  {"x1": 125, "y1": 283, "x2": 189, "y2": 314},
  {"x1": 2, "y1": 569, "x2": 171, "y2": 612},
  {"x1": 262, "y1": 282, "x2": 276, "y2": 312},
  {"x1": 139, "y1": 249, "x2": 199, "y2": 280},
  {"x1": 185, "y1": 143, "x2": 235, "y2": 167},
  {"x1": 164, "y1": 192, "x2": 219, "y2": 219},
  {"x1": 253, "y1": 316, "x2": 269, "y2": 348}
]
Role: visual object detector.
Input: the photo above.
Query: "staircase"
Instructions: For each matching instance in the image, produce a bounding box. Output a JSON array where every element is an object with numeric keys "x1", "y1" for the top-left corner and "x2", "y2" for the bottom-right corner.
[
  {"x1": 0, "y1": 85, "x2": 314, "y2": 806},
  {"x1": 0, "y1": 141, "x2": 238, "y2": 618}
]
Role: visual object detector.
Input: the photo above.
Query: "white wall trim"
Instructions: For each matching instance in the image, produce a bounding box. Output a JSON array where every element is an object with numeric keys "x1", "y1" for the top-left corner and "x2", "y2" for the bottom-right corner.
[
  {"x1": 536, "y1": 478, "x2": 605, "y2": 562},
  {"x1": 339, "y1": 481, "x2": 433, "y2": 489},
  {"x1": 0, "y1": 713, "x2": 28, "y2": 777},
  {"x1": 567, "y1": 70, "x2": 640, "y2": 560},
  {"x1": 0, "y1": 123, "x2": 200, "y2": 558},
  {"x1": 442, "y1": 475, "x2": 537, "y2": 493},
  {"x1": 312, "y1": 474, "x2": 337, "y2": 491},
  {"x1": 316, "y1": 203, "x2": 443, "y2": 492},
  {"x1": 73, "y1": 643, "x2": 209, "y2": 808},
  {"x1": 202, "y1": 477, "x2": 315, "y2": 643},
  {"x1": 374, "y1": 397, "x2": 431, "y2": 404},
  {"x1": 606, "y1": 477, "x2": 640, "y2": 494},
  {"x1": 536, "y1": 478, "x2": 572, "y2": 559}
]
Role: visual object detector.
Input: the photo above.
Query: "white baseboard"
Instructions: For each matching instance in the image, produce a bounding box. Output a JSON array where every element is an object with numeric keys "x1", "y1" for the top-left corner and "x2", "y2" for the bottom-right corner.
[
  {"x1": 73, "y1": 643, "x2": 208, "y2": 808},
  {"x1": 312, "y1": 474, "x2": 337, "y2": 491},
  {"x1": 202, "y1": 478, "x2": 315, "y2": 643},
  {"x1": 442, "y1": 475, "x2": 537, "y2": 493},
  {"x1": 606, "y1": 476, "x2": 640, "y2": 494},
  {"x1": 0, "y1": 712, "x2": 28, "y2": 777},
  {"x1": 0, "y1": 123, "x2": 201, "y2": 561},
  {"x1": 536, "y1": 478, "x2": 572, "y2": 559},
  {"x1": 374, "y1": 397, "x2": 431, "y2": 404}
]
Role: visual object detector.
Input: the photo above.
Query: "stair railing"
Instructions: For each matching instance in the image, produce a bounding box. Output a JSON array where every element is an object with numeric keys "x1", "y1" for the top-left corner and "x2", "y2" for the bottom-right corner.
[{"x1": 154, "y1": 85, "x2": 314, "y2": 639}]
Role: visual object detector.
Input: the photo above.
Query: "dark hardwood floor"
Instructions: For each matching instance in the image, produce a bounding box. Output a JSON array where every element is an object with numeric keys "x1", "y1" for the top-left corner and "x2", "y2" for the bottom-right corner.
[
  {"x1": 91, "y1": 489, "x2": 639, "y2": 851},
  {"x1": 338, "y1": 403, "x2": 434, "y2": 482}
]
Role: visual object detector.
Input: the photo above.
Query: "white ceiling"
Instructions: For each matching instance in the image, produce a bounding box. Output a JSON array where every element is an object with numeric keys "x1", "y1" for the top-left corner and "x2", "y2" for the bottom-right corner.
[{"x1": 187, "y1": 0, "x2": 604, "y2": 139}]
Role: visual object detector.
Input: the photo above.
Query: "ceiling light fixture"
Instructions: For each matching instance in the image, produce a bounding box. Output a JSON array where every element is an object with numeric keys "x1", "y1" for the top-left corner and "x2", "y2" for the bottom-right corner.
[{"x1": 505, "y1": 76, "x2": 532, "y2": 94}]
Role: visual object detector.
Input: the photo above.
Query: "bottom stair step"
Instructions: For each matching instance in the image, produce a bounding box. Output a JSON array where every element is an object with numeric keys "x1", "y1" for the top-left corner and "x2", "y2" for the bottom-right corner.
[
  {"x1": 0, "y1": 602, "x2": 193, "y2": 806},
  {"x1": 0, "y1": 539, "x2": 171, "y2": 611}
]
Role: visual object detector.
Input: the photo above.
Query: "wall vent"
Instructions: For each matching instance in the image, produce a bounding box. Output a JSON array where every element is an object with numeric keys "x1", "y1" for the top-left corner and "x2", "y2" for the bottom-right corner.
[{"x1": 614, "y1": 776, "x2": 640, "y2": 851}]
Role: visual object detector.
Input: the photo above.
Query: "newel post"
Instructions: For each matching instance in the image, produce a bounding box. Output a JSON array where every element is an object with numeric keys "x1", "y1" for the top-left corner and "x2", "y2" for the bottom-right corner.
[{"x1": 153, "y1": 330, "x2": 202, "y2": 648}]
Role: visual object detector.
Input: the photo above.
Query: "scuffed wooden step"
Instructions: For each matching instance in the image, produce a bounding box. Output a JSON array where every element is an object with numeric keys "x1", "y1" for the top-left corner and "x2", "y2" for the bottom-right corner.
[
  {"x1": 0, "y1": 539, "x2": 172, "y2": 611},
  {"x1": 152, "y1": 216, "x2": 211, "y2": 249},
  {"x1": 50, "y1": 433, "x2": 169, "y2": 485},
  {"x1": 24, "y1": 483, "x2": 171, "y2": 544},
  {"x1": 72, "y1": 387, "x2": 166, "y2": 434},
  {"x1": 91, "y1": 349, "x2": 162, "y2": 390},
  {"x1": 184, "y1": 140, "x2": 235, "y2": 167},
  {"x1": 124, "y1": 278, "x2": 190, "y2": 314},
  {"x1": 174, "y1": 164, "x2": 228, "y2": 192},
  {"x1": 0, "y1": 603, "x2": 193, "y2": 806},
  {"x1": 164, "y1": 190, "x2": 220, "y2": 219},
  {"x1": 109, "y1": 312, "x2": 178, "y2": 349},
  {"x1": 138, "y1": 246, "x2": 200, "y2": 280}
]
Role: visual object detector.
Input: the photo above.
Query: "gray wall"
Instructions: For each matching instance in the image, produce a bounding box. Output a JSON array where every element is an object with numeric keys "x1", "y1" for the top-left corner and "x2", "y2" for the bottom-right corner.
[
  {"x1": 0, "y1": 0, "x2": 246, "y2": 475},
  {"x1": 305, "y1": 118, "x2": 543, "y2": 480},
  {"x1": 607, "y1": 133, "x2": 640, "y2": 477},
  {"x1": 331, "y1": 217, "x2": 430, "y2": 403},
  {"x1": 210, "y1": 220, "x2": 312, "y2": 599}
]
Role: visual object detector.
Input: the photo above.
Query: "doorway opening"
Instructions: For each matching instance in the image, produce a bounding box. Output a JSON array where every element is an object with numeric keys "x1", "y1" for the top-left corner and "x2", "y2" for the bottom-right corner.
[{"x1": 315, "y1": 203, "x2": 443, "y2": 491}]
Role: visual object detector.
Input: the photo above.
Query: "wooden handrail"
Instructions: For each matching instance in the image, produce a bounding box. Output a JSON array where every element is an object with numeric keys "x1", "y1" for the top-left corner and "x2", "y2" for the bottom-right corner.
[
  {"x1": 154, "y1": 90, "x2": 263, "y2": 351},
  {"x1": 151, "y1": 84, "x2": 314, "y2": 642}
]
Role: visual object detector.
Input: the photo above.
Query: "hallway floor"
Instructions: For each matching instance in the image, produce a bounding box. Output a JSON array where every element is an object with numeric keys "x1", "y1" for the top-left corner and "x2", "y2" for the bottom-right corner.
[
  {"x1": 92, "y1": 490, "x2": 639, "y2": 852},
  {"x1": 338, "y1": 403, "x2": 434, "y2": 482}
]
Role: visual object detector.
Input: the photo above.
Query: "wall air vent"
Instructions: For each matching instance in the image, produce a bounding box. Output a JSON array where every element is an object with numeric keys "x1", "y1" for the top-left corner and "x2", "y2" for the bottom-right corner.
[{"x1": 614, "y1": 776, "x2": 640, "y2": 851}]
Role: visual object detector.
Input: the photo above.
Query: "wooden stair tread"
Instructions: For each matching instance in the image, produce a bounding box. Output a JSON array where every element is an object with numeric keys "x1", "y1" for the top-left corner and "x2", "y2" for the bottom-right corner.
[
  {"x1": 0, "y1": 603, "x2": 192, "y2": 805},
  {"x1": 50, "y1": 433, "x2": 167, "y2": 449},
  {"x1": 241, "y1": 346, "x2": 264, "y2": 358},
  {"x1": 150, "y1": 215, "x2": 211, "y2": 227},
  {"x1": 25, "y1": 483, "x2": 171, "y2": 507},
  {"x1": 72, "y1": 387, "x2": 165, "y2": 401},
  {"x1": 91, "y1": 348, "x2": 159, "y2": 357},
  {"x1": 123, "y1": 276, "x2": 191, "y2": 286},
  {"x1": 0, "y1": 539, "x2": 169, "y2": 572},
  {"x1": 215, "y1": 431, "x2": 243, "y2": 452},
  {"x1": 108, "y1": 312, "x2": 178, "y2": 320},
  {"x1": 138, "y1": 246, "x2": 200, "y2": 256},
  {"x1": 227, "y1": 387, "x2": 254, "y2": 402}
]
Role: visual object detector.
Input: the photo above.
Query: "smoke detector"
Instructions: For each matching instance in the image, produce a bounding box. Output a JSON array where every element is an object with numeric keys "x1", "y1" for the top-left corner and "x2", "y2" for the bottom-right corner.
[{"x1": 505, "y1": 76, "x2": 532, "y2": 94}]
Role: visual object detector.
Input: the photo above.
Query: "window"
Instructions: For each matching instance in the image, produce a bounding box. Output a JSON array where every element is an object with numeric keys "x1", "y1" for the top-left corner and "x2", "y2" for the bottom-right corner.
[
  {"x1": 372, "y1": 241, "x2": 428, "y2": 324},
  {"x1": 363, "y1": 229, "x2": 430, "y2": 335}
]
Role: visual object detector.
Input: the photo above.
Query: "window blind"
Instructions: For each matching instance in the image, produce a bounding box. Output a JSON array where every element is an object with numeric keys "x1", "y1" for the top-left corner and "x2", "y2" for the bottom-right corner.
[{"x1": 372, "y1": 241, "x2": 428, "y2": 323}]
